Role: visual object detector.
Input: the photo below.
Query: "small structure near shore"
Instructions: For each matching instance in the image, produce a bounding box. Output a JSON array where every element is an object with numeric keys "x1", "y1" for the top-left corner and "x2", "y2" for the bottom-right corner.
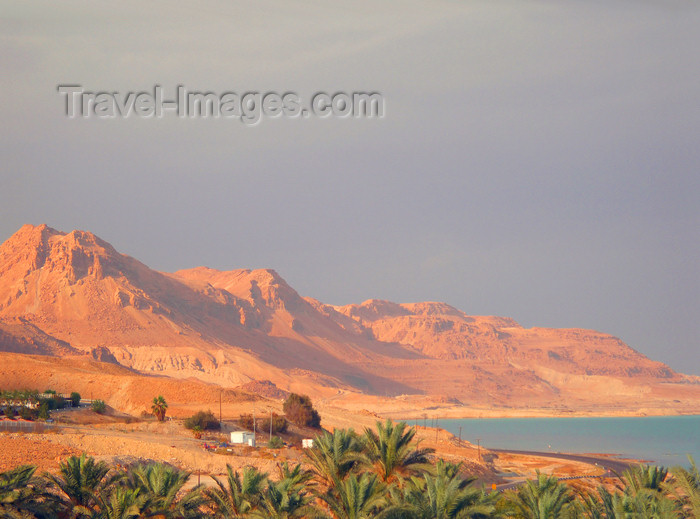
[
  {"x1": 230, "y1": 431, "x2": 256, "y2": 447},
  {"x1": 301, "y1": 439, "x2": 314, "y2": 449}
]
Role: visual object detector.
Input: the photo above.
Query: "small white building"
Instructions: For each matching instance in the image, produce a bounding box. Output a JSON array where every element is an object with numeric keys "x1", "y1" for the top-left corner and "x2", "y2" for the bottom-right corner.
[
  {"x1": 301, "y1": 439, "x2": 314, "y2": 449},
  {"x1": 230, "y1": 431, "x2": 256, "y2": 447}
]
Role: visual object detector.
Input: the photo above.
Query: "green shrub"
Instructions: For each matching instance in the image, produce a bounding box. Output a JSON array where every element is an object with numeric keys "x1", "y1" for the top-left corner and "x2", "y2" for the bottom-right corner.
[
  {"x1": 43, "y1": 395, "x2": 67, "y2": 410},
  {"x1": 18, "y1": 407, "x2": 35, "y2": 421},
  {"x1": 92, "y1": 399, "x2": 107, "y2": 414},
  {"x1": 268, "y1": 435, "x2": 284, "y2": 449},
  {"x1": 69, "y1": 392, "x2": 81, "y2": 407},
  {"x1": 38, "y1": 402, "x2": 50, "y2": 420},
  {"x1": 4, "y1": 406, "x2": 16, "y2": 419},
  {"x1": 283, "y1": 393, "x2": 321, "y2": 428},
  {"x1": 239, "y1": 413, "x2": 288, "y2": 434},
  {"x1": 184, "y1": 410, "x2": 220, "y2": 431}
]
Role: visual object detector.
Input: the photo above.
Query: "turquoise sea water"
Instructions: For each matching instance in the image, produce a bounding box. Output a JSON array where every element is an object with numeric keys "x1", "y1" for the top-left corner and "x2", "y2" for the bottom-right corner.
[{"x1": 431, "y1": 415, "x2": 700, "y2": 468}]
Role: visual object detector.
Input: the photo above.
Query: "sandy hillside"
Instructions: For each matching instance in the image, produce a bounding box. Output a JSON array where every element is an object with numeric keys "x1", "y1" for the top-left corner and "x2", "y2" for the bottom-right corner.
[{"x1": 0, "y1": 223, "x2": 698, "y2": 415}]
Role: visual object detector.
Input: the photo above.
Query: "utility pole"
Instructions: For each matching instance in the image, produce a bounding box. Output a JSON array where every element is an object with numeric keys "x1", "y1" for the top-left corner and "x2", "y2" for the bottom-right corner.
[
  {"x1": 219, "y1": 390, "x2": 222, "y2": 426},
  {"x1": 269, "y1": 409, "x2": 273, "y2": 442},
  {"x1": 435, "y1": 418, "x2": 439, "y2": 443},
  {"x1": 459, "y1": 426, "x2": 462, "y2": 447},
  {"x1": 253, "y1": 406, "x2": 256, "y2": 438},
  {"x1": 476, "y1": 438, "x2": 481, "y2": 462}
]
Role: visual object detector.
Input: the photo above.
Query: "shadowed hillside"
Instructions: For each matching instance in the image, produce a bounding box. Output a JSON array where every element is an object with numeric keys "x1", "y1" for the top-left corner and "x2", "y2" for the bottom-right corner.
[{"x1": 0, "y1": 224, "x2": 698, "y2": 414}]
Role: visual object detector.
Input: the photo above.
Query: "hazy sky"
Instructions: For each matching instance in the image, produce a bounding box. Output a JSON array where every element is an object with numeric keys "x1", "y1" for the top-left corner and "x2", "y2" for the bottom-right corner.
[{"x1": 1, "y1": 0, "x2": 698, "y2": 374}]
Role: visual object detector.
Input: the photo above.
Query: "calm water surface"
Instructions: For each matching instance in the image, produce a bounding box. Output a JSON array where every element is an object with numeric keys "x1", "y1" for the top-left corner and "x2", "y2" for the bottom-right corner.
[{"x1": 429, "y1": 415, "x2": 700, "y2": 468}]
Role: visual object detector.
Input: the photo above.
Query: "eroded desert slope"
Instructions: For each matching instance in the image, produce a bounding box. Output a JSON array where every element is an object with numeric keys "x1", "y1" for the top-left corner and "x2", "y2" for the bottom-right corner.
[{"x1": 1, "y1": 224, "x2": 698, "y2": 413}]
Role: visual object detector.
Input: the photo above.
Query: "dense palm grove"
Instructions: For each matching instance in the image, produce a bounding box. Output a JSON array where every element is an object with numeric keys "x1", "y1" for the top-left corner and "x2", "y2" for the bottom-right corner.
[{"x1": 1, "y1": 420, "x2": 698, "y2": 518}]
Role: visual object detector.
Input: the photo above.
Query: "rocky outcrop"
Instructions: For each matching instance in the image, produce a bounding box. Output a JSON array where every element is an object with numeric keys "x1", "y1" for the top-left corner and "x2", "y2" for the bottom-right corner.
[{"x1": 0, "y1": 224, "x2": 696, "y2": 410}]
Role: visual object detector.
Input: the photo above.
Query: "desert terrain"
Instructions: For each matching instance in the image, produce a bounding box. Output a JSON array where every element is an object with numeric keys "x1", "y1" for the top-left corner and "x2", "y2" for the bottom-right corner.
[
  {"x1": 1, "y1": 224, "x2": 698, "y2": 481},
  {"x1": 1, "y1": 224, "x2": 698, "y2": 415}
]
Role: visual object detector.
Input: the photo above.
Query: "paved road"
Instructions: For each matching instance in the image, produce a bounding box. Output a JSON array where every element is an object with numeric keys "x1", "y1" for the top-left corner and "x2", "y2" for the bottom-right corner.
[{"x1": 491, "y1": 448, "x2": 634, "y2": 491}]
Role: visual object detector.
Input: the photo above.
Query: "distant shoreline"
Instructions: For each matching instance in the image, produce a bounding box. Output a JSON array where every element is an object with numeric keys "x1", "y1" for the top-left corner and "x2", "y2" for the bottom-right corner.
[
  {"x1": 388, "y1": 408, "x2": 700, "y2": 421},
  {"x1": 408, "y1": 414, "x2": 699, "y2": 470}
]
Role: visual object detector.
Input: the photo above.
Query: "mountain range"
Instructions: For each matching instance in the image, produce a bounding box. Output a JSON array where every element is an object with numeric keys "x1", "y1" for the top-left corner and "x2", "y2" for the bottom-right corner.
[{"x1": 1, "y1": 224, "x2": 698, "y2": 414}]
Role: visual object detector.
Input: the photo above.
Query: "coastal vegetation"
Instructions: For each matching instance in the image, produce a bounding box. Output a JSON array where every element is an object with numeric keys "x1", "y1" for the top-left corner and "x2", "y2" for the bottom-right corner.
[
  {"x1": 0, "y1": 420, "x2": 697, "y2": 518},
  {"x1": 0, "y1": 388, "x2": 80, "y2": 421},
  {"x1": 151, "y1": 395, "x2": 168, "y2": 422},
  {"x1": 283, "y1": 393, "x2": 321, "y2": 428},
  {"x1": 91, "y1": 400, "x2": 107, "y2": 415},
  {"x1": 185, "y1": 410, "x2": 221, "y2": 431},
  {"x1": 238, "y1": 413, "x2": 288, "y2": 435}
]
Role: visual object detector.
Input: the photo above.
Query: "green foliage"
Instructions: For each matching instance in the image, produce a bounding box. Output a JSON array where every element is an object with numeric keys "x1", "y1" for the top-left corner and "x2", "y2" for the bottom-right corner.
[
  {"x1": 0, "y1": 464, "x2": 53, "y2": 518},
  {"x1": 0, "y1": 389, "x2": 73, "y2": 418},
  {"x1": 124, "y1": 462, "x2": 205, "y2": 518},
  {"x1": 45, "y1": 453, "x2": 119, "y2": 514},
  {"x1": 623, "y1": 464, "x2": 669, "y2": 493},
  {"x1": 503, "y1": 472, "x2": 574, "y2": 519},
  {"x1": 92, "y1": 399, "x2": 107, "y2": 414},
  {"x1": 268, "y1": 436, "x2": 284, "y2": 449},
  {"x1": 0, "y1": 425, "x2": 694, "y2": 519},
  {"x1": 93, "y1": 485, "x2": 148, "y2": 519},
  {"x1": 38, "y1": 401, "x2": 51, "y2": 420},
  {"x1": 304, "y1": 428, "x2": 364, "y2": 486},
  {"x1": 664, "y1": 456, "x2": 700, "y2": 519},
  {"x1": 0, "y1": 389, "x2": 40, "y2": 403},
  {"x1": 207, "y1": 465, "x2": 268, "y2": 518},
  {"x1": 390, "y1": 460, "x2": 496, "y2": 519},
  {"x1": 255, "y1": 462, "x2": 315, "y2": 519},
  {"x1": 151, "y1": 395, "x2": 168, "y2": 422},
  {"x1": 70, "y1": 392, "x2": 82, "y2": 407},
  {"x1": 282, "y1": 393, "x2": 321, "y2": 428},
  {"x1": 43, "y1": 395, "x2": 67, "y2": 410},
  {"x1": 239, "y1": 413, "x2": 288, "y2": 434},
  {"x1": 185, "y1": 410, "x2": 221, "y2": 431},
  {"x1": 18, "y1": 406, "x2": 35, "y2": 421},
  {"x1": 362, "y1": 419, "x2": 435, "y2": 483},
  {"x1": 4, "y1": 406, "x2": 16, "y2": 419},
  {"x1": 319, "y1": 472, "x2": 388, "y2": 519}
]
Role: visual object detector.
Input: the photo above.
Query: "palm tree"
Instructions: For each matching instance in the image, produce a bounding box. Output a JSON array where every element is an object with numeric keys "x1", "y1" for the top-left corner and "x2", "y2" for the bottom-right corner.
[
  {"x1": 575, "y1": 485, "x2": 621, "y2": 519},
  {"x1": 386, "y1": 461, "x2": 495, "y2": 519},
  {"x1": 600, "y1": 464, "x2": 678, "y2": 519},
  {"x1": 92, "y1": 487, "x2": 147, "y2": 519},
  {"x1": 46, "y1": 454, "x2": 120, "y2": 518},
  {"x1": 362, "y1": 420, "x2": 434, "y2": 483},
  {"x1": 664, "y1": 456, "x2": 700, "y2": 519},
  {"x1": 305, "y1": 429, "x2": 364, "y2": 487},
  {"x1": 207, "y1": 465, "x2": 268, "y2": 518},
  {"x1": 124, "y1": 462, "x2": 204, "y2": 518},
  {"x1": 252, "y1": 463, "x2": 317, "y2": 519},
  {"x1": 319, "y1": 472, "x2": 387, "y2": 519},
  {"x1": 623, "y1": 465, "x2": 668, "y2": 494},
  {"x1": 151, "y1": 396, "x2": 168, "y2": 422},
  {"x1": 504, "y1": 472, "x2": 574, "y2": 519},
  {"x1": 0, "y1": 464, "x2": 54, "y2": 519},
  {"x1": 578, "y1": 463, "x2": 683, "y2": 519},
  {"x1": 619, "y1": 488, "x2": 679, "y2": 519}
]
